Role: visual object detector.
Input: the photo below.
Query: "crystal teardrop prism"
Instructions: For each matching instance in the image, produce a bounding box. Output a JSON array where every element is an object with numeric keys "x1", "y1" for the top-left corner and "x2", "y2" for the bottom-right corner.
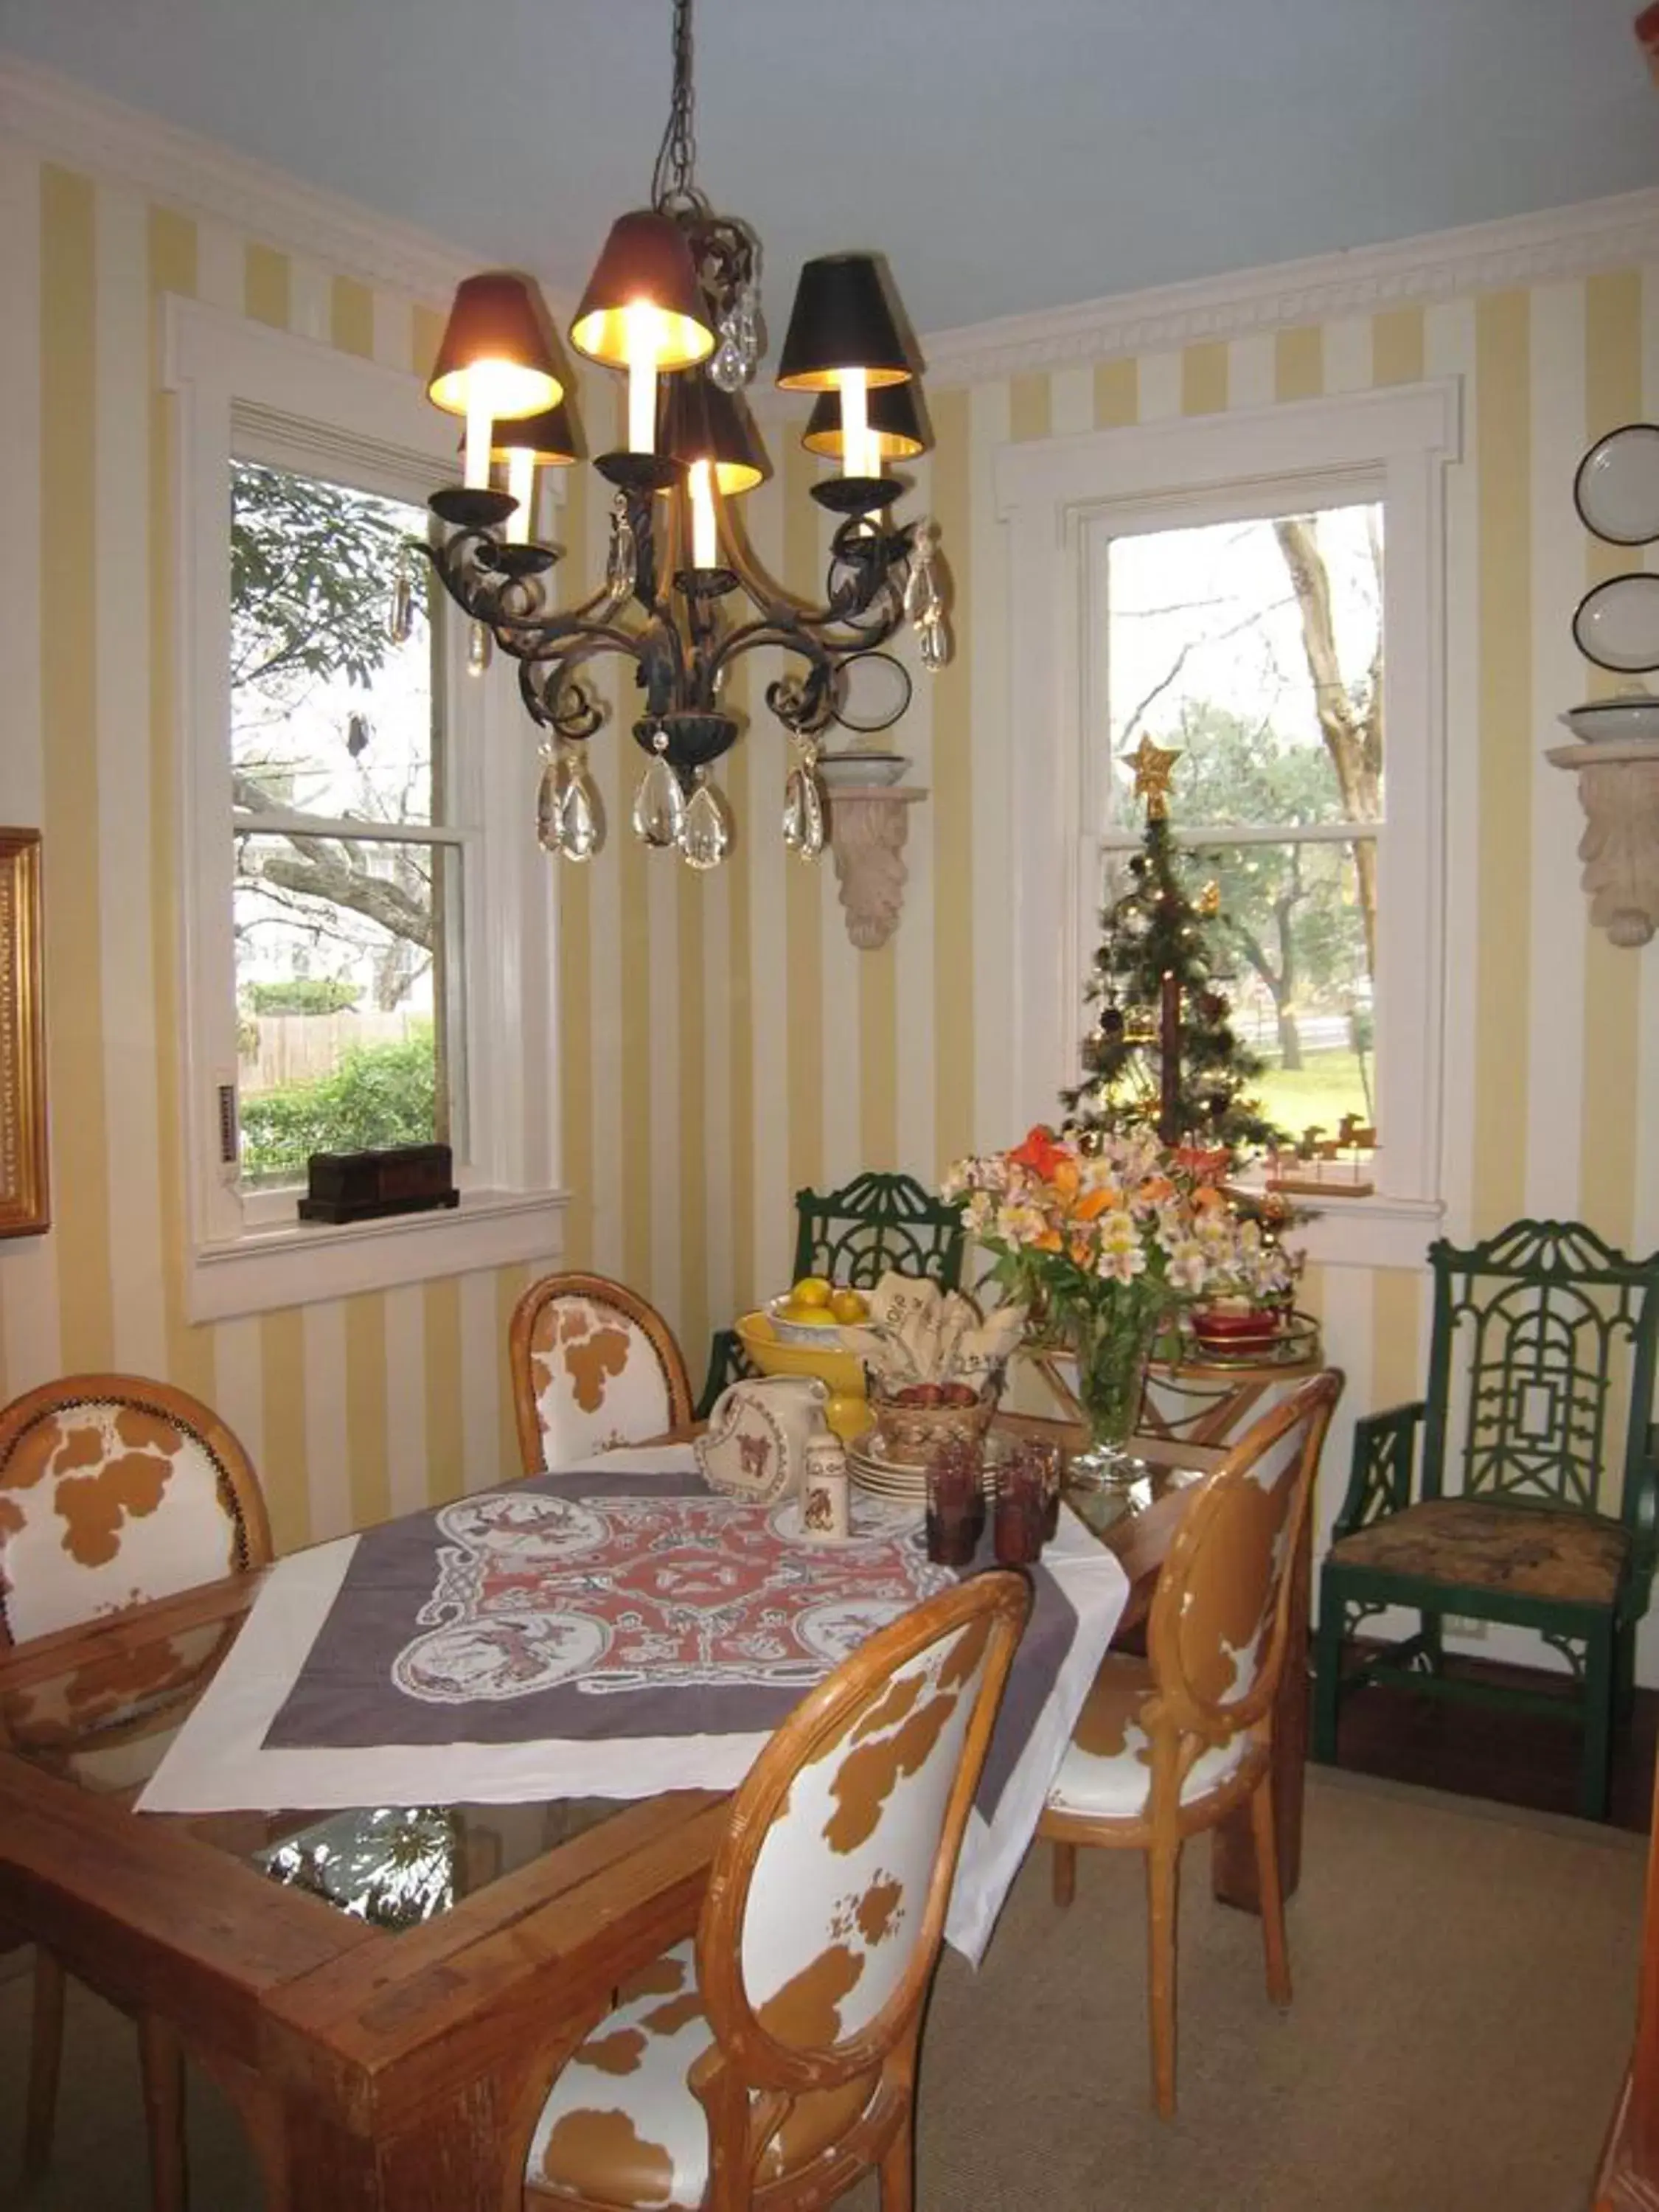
[
  {"x1": 679, "y1": 776, "x2": 734, "y2": 871},
  {"x1": 782, "y1": 765, "x2": 807, "y2": 849},
  {"x1": 559, "y1": 760, "x2": 606, "y2": 861},
  {"x1": 919, "y1": 610, "x2": 950, "y2": 672},
  {"x1": 467, "y1": 619, "x2": 493, "y2": 676},
  {"x1": 784, "y1": 762, "x2": 827, "y2": 859},
  {"x1": 709, "y1": 330, "x2": 745, "y2": 394},
  {"x1": 605, "y1": 494, "x2": 636, "y2": 601},
  {"x1": 537, "y1": 751, "x2": 569, "y2": 854},
  {"x1": 386, "y1": 564, "x2": 414, "y2": 644},
  {"x1": 797, "y1": 764, "x2": 827, "y2": 858},
  {"x1": 633, "y1": 754, "x2": 688, "y2": 848}
]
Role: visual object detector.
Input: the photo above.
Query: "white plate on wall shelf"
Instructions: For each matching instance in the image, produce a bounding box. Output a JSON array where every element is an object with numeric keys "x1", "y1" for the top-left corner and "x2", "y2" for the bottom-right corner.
[
  {"x1": 1571, "y1": 574, "x2": 1659, "y2": 672},
  {"x1": 1574, "y1": 423, "x2": 1659, "y2": 546},
  {"x1": 1558, "y1": 698, "x2": 1659, "y2": 742},
  {"x1": 816, "y1": 752, "x2": 911, "y2": 789}
]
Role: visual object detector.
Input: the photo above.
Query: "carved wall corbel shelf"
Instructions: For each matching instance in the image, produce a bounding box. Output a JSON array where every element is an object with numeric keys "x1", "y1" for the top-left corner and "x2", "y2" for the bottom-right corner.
[
  {"x1": 825, "y1": 785, "x2": 928, "y2": 951},
  {"x1": 1546, "y1": 737, "x2": 1659, "y2": 948}
]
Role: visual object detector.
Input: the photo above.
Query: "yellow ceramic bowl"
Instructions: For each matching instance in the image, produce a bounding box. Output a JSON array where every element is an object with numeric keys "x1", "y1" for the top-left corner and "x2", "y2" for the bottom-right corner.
[{"x1": 735, "y1": 1312, "x2": 872, "y2": 1443}]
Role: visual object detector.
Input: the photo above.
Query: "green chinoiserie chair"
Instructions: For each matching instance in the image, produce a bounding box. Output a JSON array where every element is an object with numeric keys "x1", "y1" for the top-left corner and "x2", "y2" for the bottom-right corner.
[
  {"x1": 694, "y1": 1172, "x2": 968, "y2": 1419},
  {"x1": 1313, "y1": 1220, "x2": 1659, "y2": 1820}
]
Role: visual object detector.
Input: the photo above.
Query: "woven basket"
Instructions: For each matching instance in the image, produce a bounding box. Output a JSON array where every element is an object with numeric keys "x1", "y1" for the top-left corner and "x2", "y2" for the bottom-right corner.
[{"x1": 868, "y1": 1377, "x2": 1001, "y2": 1469}]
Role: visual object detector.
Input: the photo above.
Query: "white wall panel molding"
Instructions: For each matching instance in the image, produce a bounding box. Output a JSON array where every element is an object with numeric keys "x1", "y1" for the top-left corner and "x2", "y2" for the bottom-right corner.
[
  {"x1": 926, "y1": 191, "x2": 1659, "y2": 389},
  {"x1": 0, "y1": 55, "x2": 474, "y2": 305}
]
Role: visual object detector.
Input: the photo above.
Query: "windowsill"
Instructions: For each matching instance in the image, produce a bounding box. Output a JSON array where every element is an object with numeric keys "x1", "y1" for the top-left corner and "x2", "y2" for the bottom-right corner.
[
  {"x1": 1264, "y1": 1188, "x2": 1444, "y2": 1272},
  {"x1": 186, "y1": 1185, "x2": 568, "y2": 1323}
]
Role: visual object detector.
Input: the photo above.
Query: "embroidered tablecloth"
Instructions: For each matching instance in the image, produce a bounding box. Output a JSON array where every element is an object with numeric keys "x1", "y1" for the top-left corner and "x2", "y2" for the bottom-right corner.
[{"x1": 139, "y1": 1445, "x2": 1130, "y2": 1961}]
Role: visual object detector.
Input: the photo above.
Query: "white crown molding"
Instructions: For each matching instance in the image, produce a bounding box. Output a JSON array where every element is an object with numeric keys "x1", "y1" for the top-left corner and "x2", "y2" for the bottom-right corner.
[
  {"x1": 0, "y1": 52, "x2": 480, "y2": 303},
  {"x1": 922, "y1": 189, "x2": 1659, "y2": 386}
]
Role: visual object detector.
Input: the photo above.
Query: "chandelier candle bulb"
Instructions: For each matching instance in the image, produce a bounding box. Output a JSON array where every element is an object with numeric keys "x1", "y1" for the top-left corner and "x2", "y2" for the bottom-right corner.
[
  {"x1": 689, "y1": 458, "x2": 717, "y2": 568},
  {"x1": 505, "y1": 446, "x2": 536, "y2": 544},
  {"x1": 463, "y1": 392, "x2": 493, "y2": 493},
  {"x1": 841, "y1": 367, "x2": 875, "y2": 483},
  {"x1": 625, "y1": 302, "x2": 660, "y2": 453}
]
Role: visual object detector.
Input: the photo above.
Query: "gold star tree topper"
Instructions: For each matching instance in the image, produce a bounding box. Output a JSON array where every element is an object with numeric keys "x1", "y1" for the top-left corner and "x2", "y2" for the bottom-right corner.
[{"x1": 1120, "y1": 735, "x2": 1182, "y2": 820}]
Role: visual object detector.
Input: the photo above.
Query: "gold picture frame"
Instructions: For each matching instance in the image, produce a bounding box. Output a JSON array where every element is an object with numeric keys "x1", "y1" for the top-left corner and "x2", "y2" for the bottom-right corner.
[{"x1": 0, "y1": 828, "x2": 48, "y2": 1238}]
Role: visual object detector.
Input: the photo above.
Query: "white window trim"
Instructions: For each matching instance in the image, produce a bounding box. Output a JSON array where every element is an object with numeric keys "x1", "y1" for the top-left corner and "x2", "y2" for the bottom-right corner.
[
  {"x1": 993, "y1": 380, "x2": 1462, "y2": 1271},
  {"x1": 165, "y1": 297, "x2": 566, "y2": 1321}
]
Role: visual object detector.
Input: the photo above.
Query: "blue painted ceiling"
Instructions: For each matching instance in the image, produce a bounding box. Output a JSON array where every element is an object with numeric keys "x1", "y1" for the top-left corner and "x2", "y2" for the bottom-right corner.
[{"x1": 3, "y1": 0, "x2": 1657, "y2": 336}]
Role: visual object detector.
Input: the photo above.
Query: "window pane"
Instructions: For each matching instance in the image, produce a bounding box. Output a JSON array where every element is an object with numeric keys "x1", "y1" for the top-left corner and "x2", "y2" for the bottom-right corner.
[
  {"x1": 230, "y1": 461, "x2": 438, "y2": 828},
  {"x1": 1169, "y1": 835, "x2": 1376, "y2": 1145},
  {"x1": 234, "y1": 835, "x2": 459, "y2": 1190},
  {"x1": 1102, "y1": 505, "x2": 1383, "y2": 835}
]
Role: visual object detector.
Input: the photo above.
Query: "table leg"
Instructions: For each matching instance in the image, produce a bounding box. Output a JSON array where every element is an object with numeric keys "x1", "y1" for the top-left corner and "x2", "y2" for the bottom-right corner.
[{"x1": 1211, "y1": 1504, "x2": 1311, "y2": 1913}]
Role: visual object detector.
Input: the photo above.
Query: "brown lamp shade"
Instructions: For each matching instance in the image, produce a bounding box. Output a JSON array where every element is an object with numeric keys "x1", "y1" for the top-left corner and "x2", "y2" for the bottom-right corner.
[
  {"x1": 801, "y1": 380, "x2": 931, "y2": 462},
  {"x1": 658, "y1": 372, "x2": 770, "y2": 495},
  {"x1": 570, "y1": 210, "x2": 715, "y2": 372},
  {"x1": 490, "y1": 399, "x2": 583, "y2": 467},
  {"x1": 775, "y1": 253, "x2": 913, "y2": 392},
  {"x1": 428, "y1": 271, "x2": 563, "y2": 418}
]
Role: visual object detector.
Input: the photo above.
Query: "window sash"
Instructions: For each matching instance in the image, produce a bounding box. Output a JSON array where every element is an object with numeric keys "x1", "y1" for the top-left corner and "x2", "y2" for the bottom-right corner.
[
  {"x1": 166, "y1": 298, "x2": 563, "y2": 1316},
  {"x1": 994, "y1": 379, "x2": 1458, "y2": 1253}
]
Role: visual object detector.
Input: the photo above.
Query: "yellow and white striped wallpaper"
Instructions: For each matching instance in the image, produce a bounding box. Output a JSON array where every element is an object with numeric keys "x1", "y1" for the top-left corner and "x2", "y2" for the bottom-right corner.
[{"x1": 3, "y1": 128, "x2": 1659, "y2": 1647}]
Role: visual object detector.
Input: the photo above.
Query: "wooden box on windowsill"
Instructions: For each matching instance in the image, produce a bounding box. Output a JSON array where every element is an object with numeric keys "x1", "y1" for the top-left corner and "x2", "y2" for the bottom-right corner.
[{"x1": 298, "y1": 1143, "x2": 459, "y2": 1224}]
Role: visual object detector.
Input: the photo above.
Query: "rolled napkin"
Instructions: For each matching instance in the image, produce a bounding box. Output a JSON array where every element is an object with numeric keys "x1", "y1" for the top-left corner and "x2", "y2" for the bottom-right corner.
[{"x1": 843, "y1": 1272, "x2": 1026, "y2": 1395}]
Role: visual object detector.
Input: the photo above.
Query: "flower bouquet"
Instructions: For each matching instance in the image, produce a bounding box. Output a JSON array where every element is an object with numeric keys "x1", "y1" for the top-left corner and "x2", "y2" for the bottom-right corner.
[{"x1": 942, "y1": 1124, "x2": 1295, "y2": 1483}]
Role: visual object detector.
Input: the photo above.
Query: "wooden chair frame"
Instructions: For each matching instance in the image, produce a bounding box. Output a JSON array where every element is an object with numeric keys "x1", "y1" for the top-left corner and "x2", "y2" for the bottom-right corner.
[
  {"x1": 1040, "y1": 1369, "x2": 1342, "y2": 2118},
  {"x1": 0, "y1": 1371, "x2": 271, "y2": 2212},
  {"x1": 695, "y1": 1570, "x2": 1029, "y2": 2212},
  {"x1": 509, "y1": 1271, "x2": 695, "y2": 1476},
  {"x1": 523, "y1": 1573, "x2": 1030, "y2": 2212}
]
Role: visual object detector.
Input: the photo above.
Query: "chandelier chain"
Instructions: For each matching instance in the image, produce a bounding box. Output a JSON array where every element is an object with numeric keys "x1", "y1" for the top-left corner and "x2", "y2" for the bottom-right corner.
[{"x1": 651, "y1": 0, "x2": 701, "y2": 212}]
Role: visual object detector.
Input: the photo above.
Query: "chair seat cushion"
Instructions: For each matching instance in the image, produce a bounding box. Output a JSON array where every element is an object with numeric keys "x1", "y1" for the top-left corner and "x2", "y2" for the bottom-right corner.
[
  {"x1": 1329, "y1": 1497, "x2": 1631, "y2": 1607},
  {"x1": 1043, "y1": 1657, "x2": 1251, "y2": 1823},
  {"x1": 526, "y1": 1938, "x2": 880, "y2": 2209}
]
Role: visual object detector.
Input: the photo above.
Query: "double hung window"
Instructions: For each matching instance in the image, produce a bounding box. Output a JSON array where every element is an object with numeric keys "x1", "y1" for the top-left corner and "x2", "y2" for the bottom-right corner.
[{"x1": 167, "y1": 302, "x2": 562, "y2": 1320}]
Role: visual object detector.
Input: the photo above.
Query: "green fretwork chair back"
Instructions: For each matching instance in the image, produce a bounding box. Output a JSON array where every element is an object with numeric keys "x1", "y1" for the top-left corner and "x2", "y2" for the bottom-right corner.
[
  {"x1": 695, "y1": 1172, "x2": 967, "y2": 1419},
  {"x1": 790, "y1": 1169, "x2": 968, "y2": 1292},
  {"x1": 1313, "y1": 1218, "x2": 1659, "y2": 1819}
]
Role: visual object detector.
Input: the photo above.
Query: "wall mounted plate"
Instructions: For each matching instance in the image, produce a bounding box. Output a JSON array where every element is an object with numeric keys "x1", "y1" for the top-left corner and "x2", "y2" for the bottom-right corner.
[
  {"x1": 1573, "y1": 423, "x2": 1659, "y2": 546},
  {"x1": 830, "y1": 650, "x2": 912, "y2": 734},
  {"x1": 1558, "y1": 698, "x2": 1659, "y2": 743},
  {"x1": 1571, "y1": 573, "x2": 1659, "y2": 672}
]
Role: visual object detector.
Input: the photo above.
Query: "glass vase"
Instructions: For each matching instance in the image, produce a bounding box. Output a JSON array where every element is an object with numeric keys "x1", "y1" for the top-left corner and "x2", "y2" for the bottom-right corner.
[{"x1": 1066, "y1": 1295, "x2": 1169, "y2": 1489}]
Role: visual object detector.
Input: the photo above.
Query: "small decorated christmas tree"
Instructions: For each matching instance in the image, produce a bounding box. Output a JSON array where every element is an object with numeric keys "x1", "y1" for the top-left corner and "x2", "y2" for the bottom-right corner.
[{"x1": 1062, "y1": 737, "x2": 1284, "y2": 1159}]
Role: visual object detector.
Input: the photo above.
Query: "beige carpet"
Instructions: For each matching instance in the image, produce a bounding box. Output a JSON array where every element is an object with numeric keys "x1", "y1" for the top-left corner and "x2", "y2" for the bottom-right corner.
[{"x1": 0, "y1": 1770, "x2": 1644, "y2": 2212}]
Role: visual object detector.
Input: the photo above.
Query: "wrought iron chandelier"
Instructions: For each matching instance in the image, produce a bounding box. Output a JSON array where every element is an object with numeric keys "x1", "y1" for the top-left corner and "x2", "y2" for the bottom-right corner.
[{"x1": 410, "y1": 0, "x2": 950, "y2": 872}]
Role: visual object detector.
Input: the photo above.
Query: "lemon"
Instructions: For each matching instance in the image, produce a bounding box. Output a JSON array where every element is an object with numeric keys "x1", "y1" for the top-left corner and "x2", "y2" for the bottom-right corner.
[
  {"x1": 830, "y1": 1287, "x2": 869, "y2": 1324},
  {"x1": 780, "y1": 1299, "x2": 838, "y2": 1327},
  {"x1": 791, "y1": 1276, "x2": 834, "y2": 1307}
]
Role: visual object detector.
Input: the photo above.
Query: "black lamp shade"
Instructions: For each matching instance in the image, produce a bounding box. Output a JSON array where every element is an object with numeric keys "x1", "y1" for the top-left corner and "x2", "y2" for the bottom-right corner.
[
  {"x1": 428, "y1": 271, "x2": 563, "y2": 418},
  {"x1": 775, "y1": 253, "x2": 913, "y2": 392},
  {"x1": 658, "y1": 373, "x2": 770, "y2": 495},
  {"x1": 490, "y1": 399, "x2": 583, "y2": 467},
  {"x1": 571, "y1": 210, "x2": 716, "y2": 373},
  {"x1": 802, "y1": 380, "x2": 931, "y2": 462}
]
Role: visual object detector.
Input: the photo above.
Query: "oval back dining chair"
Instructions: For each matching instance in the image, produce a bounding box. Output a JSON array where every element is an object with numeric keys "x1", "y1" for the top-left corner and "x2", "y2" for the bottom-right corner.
[
  {"x1": 509, "y1": 1272, "x2": 695, "y2": 1475},
  {"x1": 1039, "y1": 1368, "x2": 1342, "y2": 2118},
  {"x1": 0, "y1": 1371, "x2": 271, "y2": 2211},
  {"x1": 521, "y1": 1569, "x2": 1032, "y2": 2212}
]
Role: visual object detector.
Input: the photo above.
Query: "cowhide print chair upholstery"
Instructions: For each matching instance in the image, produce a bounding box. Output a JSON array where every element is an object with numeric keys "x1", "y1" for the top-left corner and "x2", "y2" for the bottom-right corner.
[
  {"x1": 1038, "y1": 1368, "x2": 1341, "y2": 2119},
  {"x1": 509, "y1": 1271, "x2": 695, "y2": 1475},
  {"x1": 0, "y1": 1371, "x2": 271, "y2": 2211},
  {"x1": 522, "y1": 1570, "x2": 1032, "y2": 2212}
]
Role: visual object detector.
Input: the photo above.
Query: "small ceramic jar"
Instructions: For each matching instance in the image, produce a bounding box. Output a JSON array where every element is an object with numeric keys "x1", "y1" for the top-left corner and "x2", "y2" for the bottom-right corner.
[{"x1": 800, "y1": 1436, "x2": 851, "y2": 1542}]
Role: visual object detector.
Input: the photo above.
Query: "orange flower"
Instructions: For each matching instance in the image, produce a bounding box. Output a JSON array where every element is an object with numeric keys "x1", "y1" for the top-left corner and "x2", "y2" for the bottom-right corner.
[
  {"x1": 1033, "y1": 1228, "x2": 1062, "y2": 1252},
  {"x1": 1074, "y1": 1187, "x2": 1113, "y2": 1222},
  {"x1": 1011, "y1": 1124, "x2": 1069, "y2": 1183},
  {"x1": 1138, "y1": 1175, "x2": 1175, "y2": 1206}
]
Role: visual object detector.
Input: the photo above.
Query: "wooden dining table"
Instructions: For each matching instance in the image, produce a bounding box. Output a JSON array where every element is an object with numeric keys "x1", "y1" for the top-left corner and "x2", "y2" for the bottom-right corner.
[{"x1": 0, "y1": 1422, "x2": 1312, "y2": 2212}]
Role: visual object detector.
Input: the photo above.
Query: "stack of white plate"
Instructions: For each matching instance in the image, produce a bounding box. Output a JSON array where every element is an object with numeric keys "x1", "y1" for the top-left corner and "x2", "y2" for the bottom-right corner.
[{"x1": 846, "y1": 1429, "x2": 1006, "y2": 1502}]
